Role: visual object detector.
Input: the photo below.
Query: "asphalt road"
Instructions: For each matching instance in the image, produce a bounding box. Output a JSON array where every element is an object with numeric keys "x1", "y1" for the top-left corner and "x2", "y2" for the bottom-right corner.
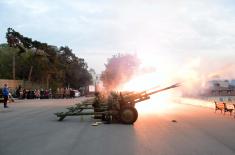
[{"x1": 1, "y1": 97, "x2": 235, "y2": 155}]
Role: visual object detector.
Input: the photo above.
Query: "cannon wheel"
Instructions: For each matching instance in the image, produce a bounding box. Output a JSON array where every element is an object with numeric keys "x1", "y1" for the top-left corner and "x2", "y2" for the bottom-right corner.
[
  {"x1": 102, "y1": 113, "x2": 112, "y2": 124},
  {"x1": 120, "y1": 107, "x2": 138, "y2": 124}
]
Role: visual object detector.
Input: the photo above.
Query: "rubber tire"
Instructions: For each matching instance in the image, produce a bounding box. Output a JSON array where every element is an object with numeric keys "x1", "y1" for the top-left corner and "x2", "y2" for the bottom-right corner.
[
  {"x1": 105, "y1": 114, "x2": 112, "y2": 124},
  {"x1": 102, "y1": 114, "x2": 112, "y2": 124},
  {"x1": 120, "y1": 107, "x2": 138, "y2": 124}
]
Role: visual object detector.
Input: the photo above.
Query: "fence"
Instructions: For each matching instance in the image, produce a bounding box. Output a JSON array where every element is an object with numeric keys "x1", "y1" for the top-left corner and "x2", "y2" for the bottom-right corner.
[
  {"x1": 0, "y1": 79, "x2": 46, "y2": 90},
  {"x1": 0, "y1": 79, "x2": 23, "y2": 89}
]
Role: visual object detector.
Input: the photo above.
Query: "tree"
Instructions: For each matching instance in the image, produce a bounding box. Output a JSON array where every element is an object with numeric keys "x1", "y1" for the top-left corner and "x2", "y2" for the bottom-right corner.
[
  {"x1": 57, "y1": 46, "x2": 92, "y2": 88},
  {"x1": 101, "y1": 53, "x2": 140, "y2": 91},
  {"x1": 0, "y1": 44, "x2": 16, "y2": 79},
  {"x1": 1, "y1": 28, "x2": 92, "y2": 90}
]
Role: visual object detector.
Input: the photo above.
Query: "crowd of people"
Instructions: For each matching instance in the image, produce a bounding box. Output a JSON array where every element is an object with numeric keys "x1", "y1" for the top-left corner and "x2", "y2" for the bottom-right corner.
[
  {"x1": 1, "y1": 84, "x2": 82, "y2": 108},
  {"x1": 12, "y1": 86, "x2": 77, "y2": 99},
  {"x1": 14, "y1": 88, "x2": 52, "y2": 99}
]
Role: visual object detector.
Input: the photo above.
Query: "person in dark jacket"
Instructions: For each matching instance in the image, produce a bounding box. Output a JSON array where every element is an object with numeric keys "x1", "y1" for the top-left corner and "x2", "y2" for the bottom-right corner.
[{"x1": 2, "y1": 83, "x2": 9, "y2": 108}]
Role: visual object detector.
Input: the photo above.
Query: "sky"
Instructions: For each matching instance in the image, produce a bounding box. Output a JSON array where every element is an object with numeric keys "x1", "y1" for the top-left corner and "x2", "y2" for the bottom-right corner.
[{"x1": 1, "y1": 0, "x2": 235, "y2": 74}]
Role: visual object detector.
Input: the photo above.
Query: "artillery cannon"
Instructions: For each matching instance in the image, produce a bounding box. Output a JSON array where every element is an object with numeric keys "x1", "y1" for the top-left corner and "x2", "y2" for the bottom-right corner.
[{"x1": 55, "y1": 83, "x2": 180, "y2": 124}]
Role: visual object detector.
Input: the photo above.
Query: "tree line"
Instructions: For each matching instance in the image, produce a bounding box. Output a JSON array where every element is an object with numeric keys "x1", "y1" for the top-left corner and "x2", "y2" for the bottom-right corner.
[
  {"x1": 0, "y1": 28, "x2": 141, "y2": 92},
  {"x1": 0, "y1": 28, "x2": 92, "y2": 90}
]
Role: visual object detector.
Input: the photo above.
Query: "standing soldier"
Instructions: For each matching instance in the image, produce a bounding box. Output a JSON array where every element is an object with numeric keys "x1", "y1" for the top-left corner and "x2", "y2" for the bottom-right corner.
[{"x1": 2, "y1": 84, "x2": 9, "y2": 108}]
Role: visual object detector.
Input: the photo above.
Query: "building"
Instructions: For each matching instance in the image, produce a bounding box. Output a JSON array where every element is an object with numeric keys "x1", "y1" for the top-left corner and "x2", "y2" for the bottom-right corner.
[
  {"x1": 205, "y1": 80, "x2": 235, "y2": 96},
  {"x1": 204, "y1": 80, "x2": 235, "y2": 102}
]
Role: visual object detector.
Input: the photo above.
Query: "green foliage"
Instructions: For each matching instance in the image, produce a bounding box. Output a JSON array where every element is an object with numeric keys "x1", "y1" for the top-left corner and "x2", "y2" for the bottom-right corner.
[
  {"x1": 0, "y1": 28, "x2": 92, "y2": 89},
  {"x1": 0, "y1": 45, "x2": 16, "y2": 79},
  {"x1": 101, "y1": 53, "x2": 140, "y2": 91}
]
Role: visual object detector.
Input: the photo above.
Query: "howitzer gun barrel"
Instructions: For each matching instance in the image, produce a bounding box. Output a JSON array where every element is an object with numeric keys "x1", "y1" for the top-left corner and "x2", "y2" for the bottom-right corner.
[
  {"x1": 120, "y1": 83, "x2": 180, "y2": 104},
  {"x1": 122, "y1": 85, "x2": 160, "y2": 98},
  {"x1": 146, "y1": 83, "x2": 180, "y2": 96}
]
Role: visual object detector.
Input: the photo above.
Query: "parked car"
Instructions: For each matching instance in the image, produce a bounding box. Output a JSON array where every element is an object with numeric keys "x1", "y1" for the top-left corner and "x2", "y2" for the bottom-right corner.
[{"x1": 74, "y1": 90, "x2": 80, "y2": 97}]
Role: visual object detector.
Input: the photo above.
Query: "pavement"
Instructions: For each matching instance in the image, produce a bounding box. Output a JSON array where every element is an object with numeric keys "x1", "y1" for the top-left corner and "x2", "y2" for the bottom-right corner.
[{"x1": 1, "y1": 97, "x2": 235, "y2": 155}]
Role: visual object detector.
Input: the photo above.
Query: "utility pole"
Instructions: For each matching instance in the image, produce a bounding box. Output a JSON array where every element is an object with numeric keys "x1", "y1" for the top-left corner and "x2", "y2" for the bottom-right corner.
[
  {"x1": 28, "y1": 66, "x2": 33, "y2": 81},
  {"x1": 46, "y1": 74, "x2": 50, "y2": 89},
  {"x1": 12, "y1": 51, "x2": 15, "y2": 80},
  {"x1": 46, "y1": 72, "x2": 54, "y2": 89}
]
